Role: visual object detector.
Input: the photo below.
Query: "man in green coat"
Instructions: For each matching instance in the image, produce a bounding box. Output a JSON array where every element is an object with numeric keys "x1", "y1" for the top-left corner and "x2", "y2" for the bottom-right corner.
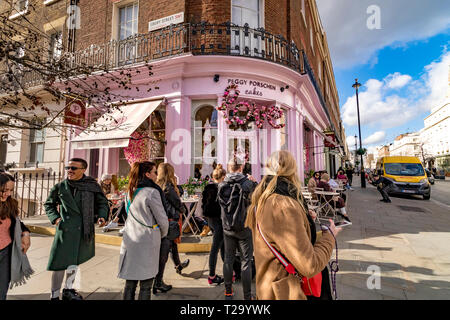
[{"x1": 45, "y1": 158, "x2": 109, "y2": 300}]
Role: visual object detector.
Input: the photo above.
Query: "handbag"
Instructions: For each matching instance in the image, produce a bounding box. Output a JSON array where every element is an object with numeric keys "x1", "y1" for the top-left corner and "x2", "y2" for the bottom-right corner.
[
  {"x1": 257, "y1": 222, "x2": 322, "y2": 297},
  {"x1": 166, "y1": 219, "x2": 180, "y2": 240}
]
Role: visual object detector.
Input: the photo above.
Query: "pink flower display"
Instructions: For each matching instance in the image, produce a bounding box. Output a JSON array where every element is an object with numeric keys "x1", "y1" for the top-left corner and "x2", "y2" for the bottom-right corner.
[
  {"x1": 123, "y1": 131, "x2": 150, "y2": 165},
  {"x1": 217, "y1": 84, "x2": 285, "y2": 130}
]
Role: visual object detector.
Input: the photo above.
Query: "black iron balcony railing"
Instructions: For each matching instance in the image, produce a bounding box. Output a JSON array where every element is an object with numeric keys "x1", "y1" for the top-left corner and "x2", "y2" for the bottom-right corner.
[{"x1": 2, "y1": 22, "x2": 337, "y2": 139}]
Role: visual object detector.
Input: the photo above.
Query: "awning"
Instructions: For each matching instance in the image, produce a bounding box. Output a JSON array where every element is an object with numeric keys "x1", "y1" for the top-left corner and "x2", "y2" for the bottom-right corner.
[{"x1": 71, "y1": 99, "x2": 164, "y2": 149}]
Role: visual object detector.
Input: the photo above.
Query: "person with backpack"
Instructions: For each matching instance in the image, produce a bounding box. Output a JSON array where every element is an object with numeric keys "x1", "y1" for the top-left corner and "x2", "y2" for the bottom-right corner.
[
  {"x1": 202, "y1": 164, "x2": 227, "y2": 286},
  {"x1": 218, "y1": 158, "x2": 258, "y2": 300},
  {"x1": 245, "y1": 151, "x2": 340, "y2": 300},
  {"x1": 118, "y1": 161, "x2": 169, "y2": 300}
]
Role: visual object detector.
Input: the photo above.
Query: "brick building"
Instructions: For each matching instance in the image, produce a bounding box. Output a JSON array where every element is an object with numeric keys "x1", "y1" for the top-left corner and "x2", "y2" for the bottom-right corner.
[{"x1": 2, "y1": 0, "x2": 347, "y2": 187}]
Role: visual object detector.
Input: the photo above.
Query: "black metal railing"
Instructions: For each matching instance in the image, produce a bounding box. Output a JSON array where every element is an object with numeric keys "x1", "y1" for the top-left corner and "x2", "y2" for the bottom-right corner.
[
  {"x1": 5, "y1": 23, "x2": 307, "y2": 89},
  {"x1": 12, "y1": 171, "x2": 63, "y2": 219},
  {"x1": 3, "y1": 22, "x2": 339, "y2": 139}
]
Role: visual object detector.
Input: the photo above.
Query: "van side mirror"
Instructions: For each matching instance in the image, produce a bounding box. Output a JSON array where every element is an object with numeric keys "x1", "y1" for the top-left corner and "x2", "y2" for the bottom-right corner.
[{"x1": 377, "y1": 169, "x2": 383, "y2": 176}]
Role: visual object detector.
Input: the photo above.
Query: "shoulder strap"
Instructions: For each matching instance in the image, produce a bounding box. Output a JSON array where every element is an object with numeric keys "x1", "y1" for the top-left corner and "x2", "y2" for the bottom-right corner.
[
  {"x1": 126, "y1": 188, "x2": 159, "y2": 230},
  {"x1": 256, "y1": 222, "x2": 298, "y2": 277}
]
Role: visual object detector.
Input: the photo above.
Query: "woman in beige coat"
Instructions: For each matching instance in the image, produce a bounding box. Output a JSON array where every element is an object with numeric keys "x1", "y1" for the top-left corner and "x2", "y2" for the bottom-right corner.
[{"x1": 246, "y1": 151, "x2": 341, "y2": 300}]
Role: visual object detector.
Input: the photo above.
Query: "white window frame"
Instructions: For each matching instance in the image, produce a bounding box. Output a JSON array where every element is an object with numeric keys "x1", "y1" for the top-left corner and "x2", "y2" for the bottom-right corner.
[
  {"x1": 112, "y1": 0, "x2": 139, "y2": 41},
  {"x1": 318, "y1": 59, "x2": 322, "y2": 81},
  {"x1": 231, "y1": 0, "x2": 264, "y2": 29},
  {"x1": 9, "y1": 0, "x2": 28, "y2": 20},
  {"x1": 301, "y1": 0, "x2": 306, "y2": 25},
  {"x1": 43, "y1": 0, "x2": 60, "y2": 5},
  {"x1": 310, "y1": 25, "x2": 314, "y2": 53},
  {"x1": 231, "y1": 0, "x2": 265, "y2": 57},
  {"x1": 49, "y1": 31, "x2": 63, "y2": 62},
  {"x1": 28, "y1": 122, "x2": 46, "y2": 166}
]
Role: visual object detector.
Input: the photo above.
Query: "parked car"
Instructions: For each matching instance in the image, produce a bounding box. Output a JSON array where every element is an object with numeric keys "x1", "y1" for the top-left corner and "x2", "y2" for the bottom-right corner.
[
  {"x1": 434, "y1": 169, "x2": 446, "y2": 180},
  {"x1": 425, "y1": 169, "x2": 435, "y2": 185}
]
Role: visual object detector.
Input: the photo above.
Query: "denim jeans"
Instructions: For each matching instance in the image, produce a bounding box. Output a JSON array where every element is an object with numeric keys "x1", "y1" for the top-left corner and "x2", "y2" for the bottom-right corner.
[
  {"x1": 206, "y1": 217, "x2": 224, "y2": 277},
  {"x1": 223, "y1": 228, "x2": 253, "y2": 299}
]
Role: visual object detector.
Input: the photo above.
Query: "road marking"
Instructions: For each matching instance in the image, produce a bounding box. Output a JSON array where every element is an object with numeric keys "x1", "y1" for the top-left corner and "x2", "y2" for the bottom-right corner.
[{"x1": 430, "y1": 198, "x2": 450, "y2": 210}]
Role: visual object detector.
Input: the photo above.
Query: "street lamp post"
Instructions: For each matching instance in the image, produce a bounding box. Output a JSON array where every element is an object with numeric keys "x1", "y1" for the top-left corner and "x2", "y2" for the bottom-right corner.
[
  {"x1": 354, "y1": 134, "x2": 358, "y2": 172},
  {"x1": 352, "y1": 79, "x2": 366, "y2": 188}
]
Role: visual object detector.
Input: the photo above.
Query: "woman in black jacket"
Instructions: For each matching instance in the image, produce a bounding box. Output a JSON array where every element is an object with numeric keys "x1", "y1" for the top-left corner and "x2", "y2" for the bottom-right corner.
[
  {"x1": 201, "y1": 164, "x2": 226, "y2": 285},
  {"x1": 154, "y1": 163, "x2": 190, "y2": 293},
  {"x1": 0, "y1": 173, "x2": 31, "y2": 300}
]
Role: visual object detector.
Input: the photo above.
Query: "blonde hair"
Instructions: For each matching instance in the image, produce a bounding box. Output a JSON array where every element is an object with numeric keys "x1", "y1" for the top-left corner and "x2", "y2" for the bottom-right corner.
[
  {"x1": 246, "y1": 150, "x2": 305, "y2": 229},
  {"x1": 212, "y1": 164, "x2": 226, "y2": 181},
  {"x1": 227, "y1": 157, "x2": 244, "y2": 173},
  {"x1": 321, "y1": 173, "x2": 330, "y2": 181},
  {"x1": 156, "y1": 163, "x2": 180, "y2": 196}
]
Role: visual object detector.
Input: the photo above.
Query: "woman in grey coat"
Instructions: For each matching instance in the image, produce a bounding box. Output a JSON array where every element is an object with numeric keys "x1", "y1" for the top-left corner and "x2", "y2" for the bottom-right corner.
[{"x1": 118, "y1": 161, "x2": 169, "y2": 300}]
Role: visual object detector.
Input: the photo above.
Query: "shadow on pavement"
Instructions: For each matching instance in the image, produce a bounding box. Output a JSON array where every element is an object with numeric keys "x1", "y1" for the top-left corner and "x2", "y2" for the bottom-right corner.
[{"x1": 338, "y1": 271, "x2": 450, "y2": 300}]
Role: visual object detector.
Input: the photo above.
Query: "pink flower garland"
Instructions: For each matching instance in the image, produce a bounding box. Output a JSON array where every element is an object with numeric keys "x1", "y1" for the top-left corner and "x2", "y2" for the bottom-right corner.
[{"x1": 217, "y1": 84, "x2": 286, "y2": 130}]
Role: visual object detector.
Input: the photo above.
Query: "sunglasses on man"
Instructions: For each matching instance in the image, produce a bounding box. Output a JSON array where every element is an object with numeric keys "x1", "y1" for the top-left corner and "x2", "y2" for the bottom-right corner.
[{"x1": 65, "y1": 166, "x2": 84, "y2": 171}]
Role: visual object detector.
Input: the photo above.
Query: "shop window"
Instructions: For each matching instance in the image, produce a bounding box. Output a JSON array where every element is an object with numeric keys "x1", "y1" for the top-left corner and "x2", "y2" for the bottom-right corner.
[
  {"x1": 149, "y1": 105, "x2": 166, "y2": 165},
  {"x1": 29, "y1": 120, "x2": 45, "y2": 166},
  {"x1": 193, "y1": 106, "x2": 218, "y2": 178},
  {"x1": 279, "y1": 110, "x2": 288, "y2": 150},
  {"x1": 118, "y1": 148, "x2": 130, "y2": 178}
]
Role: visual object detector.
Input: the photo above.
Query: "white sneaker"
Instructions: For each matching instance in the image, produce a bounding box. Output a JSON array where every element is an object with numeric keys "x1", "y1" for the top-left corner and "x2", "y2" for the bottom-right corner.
[{"x1": 118, "y1": 227, "x2": 125, "y2": 236}]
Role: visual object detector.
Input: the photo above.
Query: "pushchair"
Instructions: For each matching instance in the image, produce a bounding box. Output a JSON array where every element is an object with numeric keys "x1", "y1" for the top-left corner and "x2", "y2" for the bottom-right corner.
[{"x1": 102, "y1": 199, "x2": 127, "y2": 233}]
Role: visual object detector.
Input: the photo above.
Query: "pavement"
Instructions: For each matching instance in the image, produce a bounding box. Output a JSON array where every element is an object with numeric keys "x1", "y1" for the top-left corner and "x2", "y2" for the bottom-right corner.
[{"x1": 7, "y1": 177, "x2": 450, "y2": 300}]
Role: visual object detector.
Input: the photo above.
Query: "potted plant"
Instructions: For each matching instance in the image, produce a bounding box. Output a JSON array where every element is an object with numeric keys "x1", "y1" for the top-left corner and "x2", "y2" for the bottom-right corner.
[{"x1": 182, "y1": 177, "x2": 209, "y2": 196}]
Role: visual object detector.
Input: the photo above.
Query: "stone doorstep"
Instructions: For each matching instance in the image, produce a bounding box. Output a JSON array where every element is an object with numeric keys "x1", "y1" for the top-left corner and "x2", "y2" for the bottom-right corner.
[{"x1": 25, "y1": 224, "x2": 212, "y2": 253}]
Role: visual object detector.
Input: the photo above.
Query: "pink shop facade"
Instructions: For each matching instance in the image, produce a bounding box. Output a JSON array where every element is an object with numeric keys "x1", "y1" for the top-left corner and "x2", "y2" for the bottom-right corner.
[{"x1": 67, "y1": 54, "x2": 333, "y2": 184}]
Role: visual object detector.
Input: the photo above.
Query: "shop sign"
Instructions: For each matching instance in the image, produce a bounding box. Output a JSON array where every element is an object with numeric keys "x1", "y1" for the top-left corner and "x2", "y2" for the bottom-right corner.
[
  {"x1": 227, "y1": 78, "x2": 277, "y2": 98},
  {"x1": 148, "y1": 12, "x2": 184, "y2": 31},
  {"x1": 324, "y1": 131, "x2": 336, "y2": 148},
  {"x1": 64, "y1": 97, "x2": 86, "y2": 127}
]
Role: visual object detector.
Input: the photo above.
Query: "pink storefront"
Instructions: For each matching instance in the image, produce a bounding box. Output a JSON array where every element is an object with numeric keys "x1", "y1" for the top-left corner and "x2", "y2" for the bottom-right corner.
[{"x1": 68, "y1": 54, "x2": 330, "y2": 184}]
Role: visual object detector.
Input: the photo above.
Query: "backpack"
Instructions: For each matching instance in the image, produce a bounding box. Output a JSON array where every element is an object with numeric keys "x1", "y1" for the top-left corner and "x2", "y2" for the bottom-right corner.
[{"x1": 218, "y1": 180, "x2": 249, "y2": 232}]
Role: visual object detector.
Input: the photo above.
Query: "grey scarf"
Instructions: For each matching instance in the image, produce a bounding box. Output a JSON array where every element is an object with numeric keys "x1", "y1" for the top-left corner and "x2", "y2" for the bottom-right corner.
[
  {"x1": 67, "y1": 175, "x2": 103, "y2": 242},
  {"x1": 9, "y1": 217, "x2": 34, "y2": 289}
]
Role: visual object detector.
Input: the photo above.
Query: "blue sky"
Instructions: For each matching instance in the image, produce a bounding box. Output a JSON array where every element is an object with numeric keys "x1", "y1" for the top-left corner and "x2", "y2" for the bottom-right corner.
[{"x1": 316, "y1": 0, "x2": 450, "y2": 152}]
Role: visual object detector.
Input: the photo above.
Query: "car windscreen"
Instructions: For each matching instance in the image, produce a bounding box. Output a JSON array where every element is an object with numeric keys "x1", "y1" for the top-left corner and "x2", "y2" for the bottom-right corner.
[{"x1": 384, "y1": 163, "x2": 425, "y2": 176}]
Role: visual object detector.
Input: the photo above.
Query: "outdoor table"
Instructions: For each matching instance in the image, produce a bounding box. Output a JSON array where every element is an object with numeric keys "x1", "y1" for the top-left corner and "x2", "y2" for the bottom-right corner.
[
  {"x1": 181, "y1": 197, "x2": 201, "y2": 238},
  {"x1": 315, "y1": 190, "x2": 339, "y2": 221}
]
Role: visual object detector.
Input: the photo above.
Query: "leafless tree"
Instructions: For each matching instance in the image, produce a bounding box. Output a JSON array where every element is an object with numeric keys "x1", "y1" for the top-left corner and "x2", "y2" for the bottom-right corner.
[{"x1": 0, "y1": 0, "x2": 158, "y2": 134}]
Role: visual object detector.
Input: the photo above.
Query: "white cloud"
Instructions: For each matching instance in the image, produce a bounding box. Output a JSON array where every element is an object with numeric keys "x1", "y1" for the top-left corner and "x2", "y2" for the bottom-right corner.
[
  {"x1": 419, "y1": 50, "x2": 450, "y2": 110},
  {"x1": 346, "y1": 135, "x2": 358, "y2": 150},
  {"x1": 386, "y1": 73, "x2": 412, "y2": 89},
  {"x1": 363, "y1": 131, "x2": 386, "y2": 145},
  {"x1": 341, "y1": 77, "x2": 416, "y2": 128},
  {"x1": 316, "y1": 0, "x2": 450, "y2": 68},
  {"x1": 341, "y1": 49, "x2": 450, "y2": 128}
]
